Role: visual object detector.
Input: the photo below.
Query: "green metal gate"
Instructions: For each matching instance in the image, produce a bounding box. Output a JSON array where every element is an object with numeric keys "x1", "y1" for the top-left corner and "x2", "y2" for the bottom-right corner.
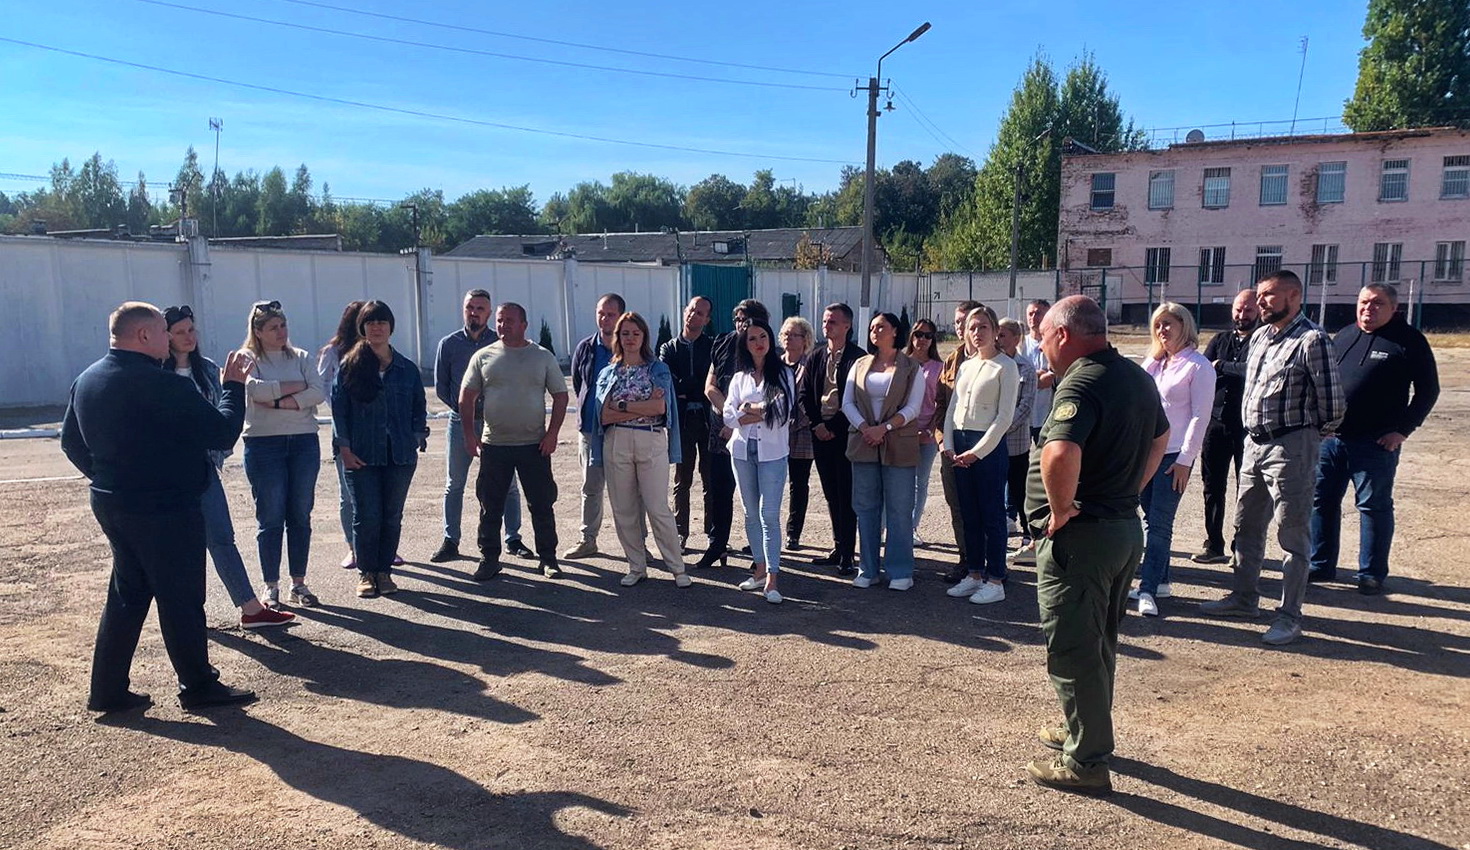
[{"x1": 690, "y1": 264, "x2": 752, "y2": 334}]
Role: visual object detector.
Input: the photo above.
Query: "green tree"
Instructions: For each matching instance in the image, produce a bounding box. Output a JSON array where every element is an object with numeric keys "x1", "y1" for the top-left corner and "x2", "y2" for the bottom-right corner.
[
  {"x1": 740, "y1": 170, "x2": 782, "y2": 230},
  {"x1": 684, "y1": 174, "x2": 746, "y2": 230},
  {"x1": 538, "y1": 318, "x2": 556, "y2": 354},
  {"x1": 173, "y1": 146, "x2": 206, "y2": 220},
  {"x1": 655, "y1": 314, "x2": 673, "y2": 352},
  {"x1": 126, "y1": 172, "x2": 153, "y2": 233},
  {"x1": 257, "y1": 166, "x2": 292, "y2": 235},
  {"x1": 446, "y1": 186, "x2": 541, "y2": 246},
  {"x1": 558, "y1": 181, "x2": 614, "y2": 233},
  {"x1": 1055, "y1": 51, "x2": 1147, "y2": 152},
  {"x1": 1343, "y1": 0, "x2": 1470, "y2": 131},
  {"x1": 606, "y1": 172, "x2": 684, "y2": 232},
  {"x1": 74, "y1": 153, "x2": 128, "y2": 229}
]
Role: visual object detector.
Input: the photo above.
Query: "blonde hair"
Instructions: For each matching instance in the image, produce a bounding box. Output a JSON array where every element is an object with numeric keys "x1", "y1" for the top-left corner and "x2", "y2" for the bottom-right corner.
[
  {"x1": 242, "y1": 300, "x2": 296, "y2": 358},
  {"x1": 1148, "y1": 301, "x2": 1199, "y2": 360},
  {"x1": 779, "y1": 316, "x2": 815, "y2": 358}
]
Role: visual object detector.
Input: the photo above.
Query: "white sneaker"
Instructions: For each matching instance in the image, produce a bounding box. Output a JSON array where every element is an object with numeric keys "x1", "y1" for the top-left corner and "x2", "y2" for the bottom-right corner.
[
  {"x1": 969, "y1": 582, "x2": 1006, "y2": 604},
  {"x1": 619, "y1": 572, "x2": 645, "y2": 587},
  {"x1": 851, "y1": 574, "x2": 876, "y2": 589},
  {"x1": 738, "y1": 576, "x2": 764, "y2": 591},
  {"x1": 947, "y1": 576, "x2": 985, "y2": 597},
  {"x1": 1137, "y1": 592, "x2": 1158, "y2": 617},
  {"x1": 261, "y1": 585, "x2": 280, "y2": 608},
  {"x1": 1008, "y1": 542, "x2": 1036, "y2": 565},
  {"x1": 1156, "y1": 583, "x2": 1173, "y2": 599},
  {"x1": 889, "y1": 577, "x2": 914, "y2": 591},
  {"x1": 1128, "y1": 586, "x2": 1141, "y2": 601}
]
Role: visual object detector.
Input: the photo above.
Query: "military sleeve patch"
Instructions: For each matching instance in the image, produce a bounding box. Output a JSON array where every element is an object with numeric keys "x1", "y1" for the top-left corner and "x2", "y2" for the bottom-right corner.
[{"x1": 1053, "y1": 401, "x2": 1078, "y2": 422}]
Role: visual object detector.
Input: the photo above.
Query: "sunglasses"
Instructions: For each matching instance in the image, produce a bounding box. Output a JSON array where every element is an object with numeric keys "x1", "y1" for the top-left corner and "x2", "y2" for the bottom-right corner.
[
  {"x1": 164, "y1": 305, "x2": 194, "y2": 325},
  {"x1": 252, "y1": 300, "x2": 283, "y2": 312},
  {"x1": 912, "y1": 331, "x2": 934, "y2": 340}
]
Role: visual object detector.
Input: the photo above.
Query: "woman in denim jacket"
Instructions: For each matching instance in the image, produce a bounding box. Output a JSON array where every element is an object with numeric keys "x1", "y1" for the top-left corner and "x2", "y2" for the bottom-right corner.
[
  {"x1": 331, "y1": 301, "x2": 428, "y2": 599},
  {"x1": 589, "y1": 312, "x2": 689, "y2": 588}
]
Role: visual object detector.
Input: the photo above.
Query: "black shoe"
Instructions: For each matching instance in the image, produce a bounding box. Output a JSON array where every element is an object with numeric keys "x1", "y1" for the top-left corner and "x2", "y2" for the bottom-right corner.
[
  {"x1": 472, "y1": 558, "x2": 502, "y2": 581},
  {"x1": 541, "y1": 560, "x2": 563, "y2": 578},
  {"x1": 739, "y1": 545, "x2": 753, "y2": 556},
  {"x1": 695, "y1": 546, "x2": 728, "y2": 569},
  {"x1": 811, "y1": 551, "x2": 841, "y2": 566},
  {"x1": 1358, "y1": 575, "x2": 1383, "y2": 595},
  {"x1": 836, "y1": 561, "x2": 858, "y2": 577},
  {"x1": 941, "y1": 566, "x2": 967, "y2": 585},
  {"x1": 179, "y1": 684, "x2": 257, "y2": 712},
  {"x1": 785, "y1": 537, "x2": 802, "y2": 551},
  {"x1": 505, "y1": 540, "x2": 536, "y2": 559},
  {"x1": 1306, "y1": 568, "x2": 1337, "y2": 584},
  {"x1": 87, "y1": 690, "x2": 152, "y2": 714},
  {"x1": 1191, "y1": 548, "x2": 1229, "y2": 564},
  {"x1": 429, "y1": 538, "x2": 460, "y2": 563}
]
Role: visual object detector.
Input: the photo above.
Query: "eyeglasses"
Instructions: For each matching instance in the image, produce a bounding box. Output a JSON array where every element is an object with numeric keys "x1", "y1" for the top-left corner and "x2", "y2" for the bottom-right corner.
[
  {"x1": 163, "y1": 305, "x2": 194, "y2": 325},
  {"x1": 252, "y1": 300, "x2": 282, "y2": 312},
  {"x1": 912, "y1": 331, "x2": 934, "y2": 340}
]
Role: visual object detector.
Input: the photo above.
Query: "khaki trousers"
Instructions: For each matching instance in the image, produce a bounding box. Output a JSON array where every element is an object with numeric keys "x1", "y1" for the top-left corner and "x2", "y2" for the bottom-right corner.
[{"x1": 604, "y1": 426, "x2": 685, "y2": 575}]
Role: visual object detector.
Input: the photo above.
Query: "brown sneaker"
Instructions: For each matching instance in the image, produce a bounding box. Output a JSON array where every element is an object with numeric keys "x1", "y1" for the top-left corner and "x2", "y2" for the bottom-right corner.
[
  {"x1": 376, "y1": 572, "x2": 399, "y2": 595},
  {"x1": 356, "y1": 571, "x2": 379, "y2": 598},
  {"x1": 1037, "y1": 725, "x2": 1067, "y2": 751},
  {"x1": 1027, "y1": 755, "x2": 1111, "y2": 795}
]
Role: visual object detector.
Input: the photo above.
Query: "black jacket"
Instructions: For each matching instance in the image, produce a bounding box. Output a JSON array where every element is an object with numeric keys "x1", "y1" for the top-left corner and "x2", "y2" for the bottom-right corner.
[
  {"x1": 658, "y1": 332, "x2": 714, "y2": 411},
  {"x1": 1332, "y1": 316, "x2": 1439, "y2": 440},
  {"x1": 800, "y1": 341, "x2": 864, "y2": 434},
  {"x1": 1203, "y1": 328, "x2": 1253, "y2": 427},
  {"x1": 61, "y1": 349, "x2": 246, "y2": 512}
]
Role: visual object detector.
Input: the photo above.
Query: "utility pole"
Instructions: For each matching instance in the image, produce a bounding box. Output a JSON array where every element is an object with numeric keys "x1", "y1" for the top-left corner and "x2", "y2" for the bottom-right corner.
[
  {"x1": 1008, "y1": 127, "x2": 1052, "y2": 309},
  {"x1": 860, "y1": 22, "x2": 931, "y2": 312},
  {"x1": 209, "y1": 117, "x2": 223, "y2": 237}
]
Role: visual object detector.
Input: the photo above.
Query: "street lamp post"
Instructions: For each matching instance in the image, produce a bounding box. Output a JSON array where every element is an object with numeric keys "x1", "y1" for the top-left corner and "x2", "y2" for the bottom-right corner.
[{"x1": 860, "y1": 21, "x2": 930, "y2": 312}]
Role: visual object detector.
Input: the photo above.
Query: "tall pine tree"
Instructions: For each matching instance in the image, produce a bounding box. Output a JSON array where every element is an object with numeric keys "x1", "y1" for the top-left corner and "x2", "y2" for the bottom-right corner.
[{"x1": 1343, "y1": 0, "x2": 1470, "y2": 131}]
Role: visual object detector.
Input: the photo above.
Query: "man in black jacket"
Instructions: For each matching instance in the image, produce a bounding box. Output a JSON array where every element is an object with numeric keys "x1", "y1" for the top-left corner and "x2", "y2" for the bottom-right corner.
[
  {"x1": 61, "y1": 302, "x2": 257, "y2": 713},
  {"x1": 1192, "y1": 288, "x2": 1259, "y2": 563},
  {"x1": 1309, "y1": 284, "x2": 1439, "y2": 595},
  {"x1": 801, "y1": 303, "x2": 863, "y2": 574},
  {"x1": 698, "y1": 298, "x2": 768, "y2": 568},
  {"x1": 658, "y1": 296, "x2": 713, "y2": 550}
]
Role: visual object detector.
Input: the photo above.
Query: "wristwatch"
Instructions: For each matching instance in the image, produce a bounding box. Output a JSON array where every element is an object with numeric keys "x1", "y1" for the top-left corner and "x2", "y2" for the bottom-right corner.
[
  {"x1": 618, "y1": 400, "x2": 627, "y2": 412},
  {"x1": 884, "y1": 422, "x2": 893, "y2": 432}
]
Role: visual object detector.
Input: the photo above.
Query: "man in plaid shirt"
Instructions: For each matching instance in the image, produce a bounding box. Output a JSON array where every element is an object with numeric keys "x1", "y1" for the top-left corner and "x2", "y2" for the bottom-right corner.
[{"x1": 1201, "y1": 270, "x2": 1343, "y2": 646}]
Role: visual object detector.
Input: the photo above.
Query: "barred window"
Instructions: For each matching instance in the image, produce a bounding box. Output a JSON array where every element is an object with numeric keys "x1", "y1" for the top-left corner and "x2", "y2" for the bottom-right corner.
[
  {"x1": 1259, "y1": 164, "x2": 1288, "y2": 205},
  {"x1": 1317, "y1": 161, "x2": 1346, "y2": 203}
]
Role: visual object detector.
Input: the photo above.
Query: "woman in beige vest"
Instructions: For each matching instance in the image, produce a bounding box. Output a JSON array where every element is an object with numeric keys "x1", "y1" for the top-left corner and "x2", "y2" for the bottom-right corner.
[{"x1": 841, "y1": 312, "x2": 926, "y2": 590}]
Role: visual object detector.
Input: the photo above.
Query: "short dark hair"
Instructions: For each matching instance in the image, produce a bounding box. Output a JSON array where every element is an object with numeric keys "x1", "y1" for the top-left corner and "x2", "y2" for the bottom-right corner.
[
  {"x1": 1362, "y1": 282, "x2": 1399, "y2": 305},
  {"x1": 823, "y1": 302, "x2": 854, "y2": 323},
  {"x1": 955, "y1": 300, "x2": 982, "y2": 316},
  {"x1": 734, "y1": 298, "x2": 768, "y2": 323},
  {"x1": 1258, "y1": 269, "x2": 1302, "y2": 291},
  {"x1": 1027, "y1": 299, "x2": 1051, "y2": 310},
  {"x1": 497, "y1": 302, "x2": 528, "y2": 323},
  {"x1": 597, "y1": 292, "x2": 626, "y2": 313},
  {"x1": 465, "y1": 288, "x2": 492, "y2": 302},
  {"x1": 687, "y1": 294, "x2": 713, "y2": 311}
]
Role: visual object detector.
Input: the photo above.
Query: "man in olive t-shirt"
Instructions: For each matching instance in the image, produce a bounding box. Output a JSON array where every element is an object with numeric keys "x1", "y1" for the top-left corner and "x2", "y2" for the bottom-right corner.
[
  {"x1": 459, "y1": 303, "x2": 569, "y2": 581},
  {"x1": 1022, "y1": 295, "x2": 1169, "y2": 796}
]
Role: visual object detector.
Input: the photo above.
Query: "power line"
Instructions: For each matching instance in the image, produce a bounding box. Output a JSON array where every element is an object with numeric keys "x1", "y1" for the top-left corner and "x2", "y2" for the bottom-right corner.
[
  {"x1": 0, "y1": 37, "x2": 860, "y2": 166},
  {"x1": 892, "y1": 88, "x2": 977, "y2": 158},
  {"x1": 136, "y1": 0, "x2": 847, "y2": 92},
  {"x1": 270, "y1": 0, "x2": 854, "y2": 79}
]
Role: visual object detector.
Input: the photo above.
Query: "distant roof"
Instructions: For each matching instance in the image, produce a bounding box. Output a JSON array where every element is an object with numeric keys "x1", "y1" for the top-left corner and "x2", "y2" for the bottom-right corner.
[
  {"x1": 1062, "y1": 126, "x2": 1469, "y2": 157},
  {"x1": 444, "y1": 226, "x2": 869, "y2": 266}
]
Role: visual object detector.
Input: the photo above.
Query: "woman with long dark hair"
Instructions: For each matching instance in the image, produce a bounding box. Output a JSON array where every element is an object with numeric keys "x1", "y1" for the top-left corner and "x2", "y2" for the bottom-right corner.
[
  {"x1": 591, "y1": 312, "x2": 690, "y2": 587},
  {"x1": 944, "y1": 306, "x2": 1019, "y2": 605},
  {"x1": 164, "y1": 306, "x2": 294, "y2": 629},
  {"x1": 723, "y1": 319, "x2": 794, "y2": 604},
  {"x1": 319, "y1": 300, "x2": 366, "y2": 569},
  {"x1": 241, "y1": 300, "x2": 324, "y2": 607},
  {"x1": 331, "y1": 301, "x2": 429, "y2": 599},
  {"x1": 904, "y1": 317, "x2": 944, "y2": 546},
  {"x1": 842, "y1": 312, "x2": 926, "y2": 591}
]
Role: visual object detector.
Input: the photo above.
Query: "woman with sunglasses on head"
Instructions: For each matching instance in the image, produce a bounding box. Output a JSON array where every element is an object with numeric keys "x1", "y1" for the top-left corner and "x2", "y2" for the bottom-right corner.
[
  {"x1": 842, "y1": 312, "x2": 927, "y2": 591},
  {"x1": 904, "y1": 318, "x2": 944, "y2": 547},
  {"x1": 591, "y1": 312, "x2": 690, "y2": 588},
  {"x1": 164, "y1": 306, "x2": 295, "y2": 629},
  {"x1": 778, "y1": 316, "x2": 816, "y2": 551},
  {"x1": 944, "y1": 305, "x2": 1020, "y2": 606},
  {"x1": 723, "y1": 318, "x2": 794, "y2": 604},
  {"x1": 241, "y1": 299, "x2": 324, "y2": 607},
  {"x1": 332, "y1": 301, "x2": 429, "y2": 599}
]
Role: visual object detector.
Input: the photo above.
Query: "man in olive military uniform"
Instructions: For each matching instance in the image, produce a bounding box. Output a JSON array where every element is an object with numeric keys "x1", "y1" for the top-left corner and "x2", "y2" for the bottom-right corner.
[{"x1": 1023, "y1": 295, "x2": 1169, "y2": 795}]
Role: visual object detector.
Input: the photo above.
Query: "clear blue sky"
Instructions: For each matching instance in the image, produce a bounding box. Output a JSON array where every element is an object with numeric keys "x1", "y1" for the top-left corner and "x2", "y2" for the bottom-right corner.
[{"x1": 0, "y1": 0, "x2": 1370, "y2": 207}]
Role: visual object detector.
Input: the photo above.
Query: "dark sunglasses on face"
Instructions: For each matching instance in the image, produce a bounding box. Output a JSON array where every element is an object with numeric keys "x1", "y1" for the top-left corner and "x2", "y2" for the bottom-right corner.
[
  {"x1": 252, "y1": 300, "x2": 283, "y2": 312},
  {"x1": 912, "y1": 331, "x2": 934, "y2": 340},
  {"x1": 164, "y1": 305, "x2": 194, "y2": 325}
]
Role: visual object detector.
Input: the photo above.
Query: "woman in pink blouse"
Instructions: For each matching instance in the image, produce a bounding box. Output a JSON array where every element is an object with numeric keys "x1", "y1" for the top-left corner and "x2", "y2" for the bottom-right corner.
[{"x1": 1133, "y1": 302, "x2": 1216, "y2": 616}]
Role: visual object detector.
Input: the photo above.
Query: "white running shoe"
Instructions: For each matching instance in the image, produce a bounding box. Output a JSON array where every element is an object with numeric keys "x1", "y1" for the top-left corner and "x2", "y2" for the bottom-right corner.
[
  {"x1": 969, "y1": 583, "x2": 1006, "y2": 604},
  {"x1": 947, "y1": 576, "x2": 986, "y2": 598}
]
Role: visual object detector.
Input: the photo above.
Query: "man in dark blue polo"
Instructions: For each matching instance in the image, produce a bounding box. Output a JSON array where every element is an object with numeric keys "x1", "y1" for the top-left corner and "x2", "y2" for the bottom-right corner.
[
  {"x1": 566, "y1": 292, "x2": 625, "y2": 559},
  {"x1": 62, "y1": 302, "x2": 258, "y2": 713},
  {"x1": 429, "y1": 288, "x2": 532, "y2": 563},
  {"x1": 658, "y1": 295, "x2": 714, "y2": 551}
]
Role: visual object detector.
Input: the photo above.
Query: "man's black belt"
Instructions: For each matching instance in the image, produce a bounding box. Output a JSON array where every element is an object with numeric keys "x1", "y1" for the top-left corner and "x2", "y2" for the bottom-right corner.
[{"x1": 1246, "y1": 424, "x2": 1309, "y2": 444}]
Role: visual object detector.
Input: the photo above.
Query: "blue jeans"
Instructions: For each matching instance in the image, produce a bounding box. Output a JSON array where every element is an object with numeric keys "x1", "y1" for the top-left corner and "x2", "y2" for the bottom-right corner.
[
  {"x1": 733, "y1": 446, "x2": 787, "y2": 574},
  {"x1": 243, "y1": 433, "x2": 320, "y2": 583},
  {"x1": 952, "y1": 431, "x2": 1009, "y2": 581},
  {"x1": 1137, "y1": 452, "x2": 1183, "y2": 596},
  {"x1": 1310, "y1": 436, "x2": 1399, "y2": 581},
  {"x1": 851, "y1": 461, "x2": 918, "y2": 581},
  {"x1": 445, "y1": 417, "x2": 521, "y2": 545},
  {"x1": 912, "y1": 440, "x2": 939, "y2": 530},
  {"x1": 200, "y1": 465, "x2": 255, "y2": 607},
  {"x1": 347, "y1": 461, "x2": 417, "y2": 574}
]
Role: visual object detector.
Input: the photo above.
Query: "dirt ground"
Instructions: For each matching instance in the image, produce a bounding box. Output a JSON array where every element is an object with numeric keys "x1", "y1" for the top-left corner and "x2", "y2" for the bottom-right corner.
[{"x1": 1, "y1": 340, "x2": 1466, "y2": 850}]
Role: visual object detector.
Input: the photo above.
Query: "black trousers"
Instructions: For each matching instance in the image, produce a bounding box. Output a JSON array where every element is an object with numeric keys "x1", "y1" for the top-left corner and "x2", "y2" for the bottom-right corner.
[
  {"x1": 812, "y1": 435, "x2": 857, "y2": 561},
  {"x1": 786, "y1": 457, "x2": 815, "y2": 542},
  {"x1": 704, "y1": 445, "x2": 736, "y2": 551},
  {"x1": 672, "y1": 407, "x2": 711, "y2": 540},
  {"x1": 89, "y1": 495, "x2": 218, "y2": 703},
  {"x1": 477, "y1": 444, "x2": 558, "y2": 563},
  {"x1": 1006, "y1": 451, "x2": 1029, "y2": 524},
  {"x1": 1198, "y1": 420, "x2": 1245, "y2": 553}
]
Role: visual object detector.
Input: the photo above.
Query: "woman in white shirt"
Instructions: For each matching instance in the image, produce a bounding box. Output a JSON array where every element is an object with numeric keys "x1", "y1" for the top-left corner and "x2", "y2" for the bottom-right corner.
[
  {"x1": 944, "y1": 306, "x2": 1020, "y2": 605},
  {"x1": 723, "y1": 319, "x2": 794, "y2": 605},
  {"x1": 842, "y1": 312, "x2": 927, "y2": 591},
  {"x1": 1132, "y1": 302, "x2": 1216, "y2": 617},
  {"x1": 240, "y1": 300, "x2": 324, "y2": 608}
]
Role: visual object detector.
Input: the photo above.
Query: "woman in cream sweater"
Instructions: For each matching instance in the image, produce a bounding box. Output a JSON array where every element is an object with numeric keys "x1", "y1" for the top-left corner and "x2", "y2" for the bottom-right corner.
[{"x1": 241, "y1": 300, "x2": 324, "y2": 607}]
